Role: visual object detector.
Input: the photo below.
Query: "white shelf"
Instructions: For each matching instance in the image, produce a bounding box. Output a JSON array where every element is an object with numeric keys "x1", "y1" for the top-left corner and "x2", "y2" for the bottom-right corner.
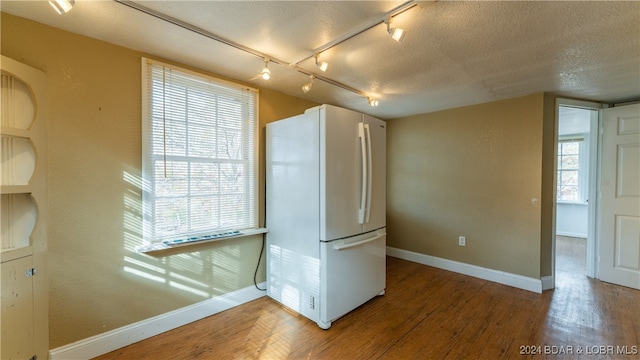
[
  {"x1": 1, "y1": 127, "x2": 31, "y2": 138},
  {"x1": 1, "y1": 245, "x2": 33, "y2": 264},
  {"x1": 1, "y1": 185, "x2": 33, "y2": 194}
]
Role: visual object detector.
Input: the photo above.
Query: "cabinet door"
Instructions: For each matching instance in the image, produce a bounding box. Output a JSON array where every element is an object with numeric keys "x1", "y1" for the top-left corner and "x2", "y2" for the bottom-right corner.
[{"x1": 1, "y1": 256, "x2": 34, "y2": 360}]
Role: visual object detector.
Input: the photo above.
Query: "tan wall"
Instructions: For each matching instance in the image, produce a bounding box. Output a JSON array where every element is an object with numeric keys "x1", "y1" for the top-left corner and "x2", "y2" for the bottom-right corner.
[
  {"x1": 387, "y1": 94, "x2": 551, "y2": 279},
  {"x1": 540, "y1": 93, "x2": 557, "y2": 277},
  {"x1": 1, "y1": 13, "x2": 317, "y2": 348}
]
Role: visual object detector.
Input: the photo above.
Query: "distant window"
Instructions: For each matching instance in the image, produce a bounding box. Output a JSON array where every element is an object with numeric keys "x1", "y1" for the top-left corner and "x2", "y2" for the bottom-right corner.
[
  {"x1": 557, "y1": 138, "x2": 585, "y2": 203},
  {"x1": 141, "y1": 58, "x2": 258, "y2": 244}
]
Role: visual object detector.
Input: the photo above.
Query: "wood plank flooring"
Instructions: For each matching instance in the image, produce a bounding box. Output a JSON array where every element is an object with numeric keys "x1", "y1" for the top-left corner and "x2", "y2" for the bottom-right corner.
[{"x1": 94, "y1": 237, "x2": 639, "y2": 359}]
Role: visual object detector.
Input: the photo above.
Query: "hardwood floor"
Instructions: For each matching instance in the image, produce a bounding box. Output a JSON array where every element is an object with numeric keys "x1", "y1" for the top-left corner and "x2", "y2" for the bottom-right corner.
[{"x1": 94, "y1": 238, "x2": 639, "y2": 359}]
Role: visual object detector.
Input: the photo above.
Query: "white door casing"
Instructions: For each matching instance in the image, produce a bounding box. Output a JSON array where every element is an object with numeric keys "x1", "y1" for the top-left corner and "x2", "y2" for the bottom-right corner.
[{"x1": 598, "y1": 104, "x2": 640, "y2": 289}]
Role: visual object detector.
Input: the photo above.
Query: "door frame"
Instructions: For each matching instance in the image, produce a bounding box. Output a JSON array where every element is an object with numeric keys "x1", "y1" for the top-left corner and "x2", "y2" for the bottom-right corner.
[{"x1": 552, "y1": 98, "x2": 605, "y2": 285}]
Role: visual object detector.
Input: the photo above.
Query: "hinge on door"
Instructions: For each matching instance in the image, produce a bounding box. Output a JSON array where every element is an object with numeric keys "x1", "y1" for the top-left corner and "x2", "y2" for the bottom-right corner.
[{"x1": 25, "y1": 268, "x2": 37, "y2": 277}]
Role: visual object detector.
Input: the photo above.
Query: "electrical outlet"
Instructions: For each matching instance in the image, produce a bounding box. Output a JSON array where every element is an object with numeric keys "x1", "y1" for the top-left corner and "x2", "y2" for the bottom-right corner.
[{"x1": 458, "y1": 236, "x2": 466, "y2": 246}]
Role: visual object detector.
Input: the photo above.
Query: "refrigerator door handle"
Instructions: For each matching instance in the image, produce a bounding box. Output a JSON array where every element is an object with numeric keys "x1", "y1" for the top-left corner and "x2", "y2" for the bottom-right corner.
[
  {"x1": 358, "y1": 122, "x2": 367, "y2": 224},
  {"x1": 333, "y1": 233, "x2": 386, "y2": 250},
  {"x1": 364, "y1": 123, "x2": 372, "y2": 224}
]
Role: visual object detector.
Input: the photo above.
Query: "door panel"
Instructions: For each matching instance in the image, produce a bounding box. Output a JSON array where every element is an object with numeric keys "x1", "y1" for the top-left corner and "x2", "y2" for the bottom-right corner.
[
  {"x1": 320, "y1": 105, "x2": 364, "y2": 241},
  {"x1": 599, "y1": 104, "x2": 640, "y2": 289},
  {"x1": 364, "y1": 115, "x2": 386, "y2": 232}
]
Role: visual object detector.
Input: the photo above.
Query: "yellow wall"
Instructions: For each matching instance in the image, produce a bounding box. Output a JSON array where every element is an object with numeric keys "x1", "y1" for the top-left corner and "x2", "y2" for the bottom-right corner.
[
  {"x1": 1, "y1": 13, "x2": 317, "y2": 348},
  {"x1": 2, "y1": 10, "x2": 558, "y2": 351},
  {"x1": 387, "y1": 94, "x2": 554, "y2": 279}
]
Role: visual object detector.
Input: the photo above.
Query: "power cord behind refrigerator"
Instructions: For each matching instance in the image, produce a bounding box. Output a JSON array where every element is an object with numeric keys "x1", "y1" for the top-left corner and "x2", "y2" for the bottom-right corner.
[{"x1": 254, "y1": 233, "x2": 267, "y2": 291}]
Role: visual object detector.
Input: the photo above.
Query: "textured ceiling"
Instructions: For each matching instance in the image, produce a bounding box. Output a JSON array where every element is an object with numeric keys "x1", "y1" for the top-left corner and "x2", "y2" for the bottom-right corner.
[{"x1": 2, "y1": 0, "x2": 639, "y2": 120}]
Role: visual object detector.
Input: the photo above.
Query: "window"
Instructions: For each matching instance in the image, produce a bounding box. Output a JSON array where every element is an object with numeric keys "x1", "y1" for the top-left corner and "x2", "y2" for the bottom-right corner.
[
  {"x1": 557, "y1": 137, "x2": 586, "y2": 203},
  {"x1": 142, "y1": 58, "x2": 258, "y2": 244}
]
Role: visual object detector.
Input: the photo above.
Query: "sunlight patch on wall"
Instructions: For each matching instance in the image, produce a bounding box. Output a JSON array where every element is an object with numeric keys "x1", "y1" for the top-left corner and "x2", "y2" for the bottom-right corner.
[{"x1": 121, "y1": 169, "x2": 248, "y2": 299}]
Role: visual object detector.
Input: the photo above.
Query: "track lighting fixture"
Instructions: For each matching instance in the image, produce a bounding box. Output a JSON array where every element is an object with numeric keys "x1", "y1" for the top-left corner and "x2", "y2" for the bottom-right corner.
[
  {"x1": 261, "y1": 59, "x2": 271, "y2": 80},
  {"x1": 49, "y1": 0, "x2": 75, "y2": 14},
  {"x1": 115, "y1": 0, "x2": 420, "y2": 105},
  {"x1": 315, "y1": 54, "x2": 329, "y2": 72},
  {"x1": 301, "y1": 75, "x2": 315, "y2": 93},
  {"x1": 385, "y1": 17, "x2": 406, "y2": 42}
]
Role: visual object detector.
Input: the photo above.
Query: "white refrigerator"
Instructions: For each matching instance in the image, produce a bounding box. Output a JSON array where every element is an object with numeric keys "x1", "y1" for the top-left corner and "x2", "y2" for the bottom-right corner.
[{"x1": 266, "y1": 104, "x2": 386, "y2": 329}]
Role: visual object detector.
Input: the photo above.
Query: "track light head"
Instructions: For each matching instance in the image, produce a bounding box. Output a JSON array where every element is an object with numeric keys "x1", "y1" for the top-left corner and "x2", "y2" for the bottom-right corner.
[
  {"x1": 315, "y1": 54, "x2": 328, "y2": 72},
  {"x1": 368, "y1": 97, "x2": 379, "y2": 107},
  {"x1": 301, "y1": 75, "x2": 315, "y2": 93},
  {"x1": 261, "y1": 59, "x2": 271, "y2": 80},
  {"x1": 49, "y1": 0, "x2": 75, "y2": 14},
  {"x1": 386, "y1": 18, "x2": 406, "y2": 42},
  {"x1": 261, "y1": 67, "x2": 271, "y2": 80}
]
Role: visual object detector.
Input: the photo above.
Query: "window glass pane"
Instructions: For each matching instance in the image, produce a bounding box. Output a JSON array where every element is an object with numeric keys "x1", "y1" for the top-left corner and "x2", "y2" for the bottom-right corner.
[
  {"x1": 187, "y1": 89, "x2": 216, "y2": 125},
  {"x1": 190, "y1": 196, "x2": 219, "y2": 231},
  {"x1": 560, "y1": 185, "x2": 578, "y2": 201},
  {"x1": 218, "y1": 97, "x2": 243, "y2": 130},
  {"x1": 154, "y1": 197, "x2": 188, "y2": 237},
  {"x1": 155, "y1": 161, "x2": 188, "y2": 196},
  {"x1": 561, "y1": 155, "x2": 579, "y2": 169},
  {"x1": 562, "y1": 170, "x2": 579, "y2": 185},
  {"x1": 188, "y1": 123, "x2": 216, "y2": 158},
  {"x1": 217, "y1": 129, "x2": 242, "y2": 160},
  {"x1": 190, "y1": 162, "x2": 218, "y2": 194},
  {"x1": 220, "y1": 163, "x2": 244, "y2": 194},
  {"x1": 220, "y1": 194, "x2": 246, "y2": 228},
  {"x1": 561, "y1": 142, "x2": 579, "y2": 155},
  {"x1": 164, "y1": 120, "x2": 187, "y2": 156}
]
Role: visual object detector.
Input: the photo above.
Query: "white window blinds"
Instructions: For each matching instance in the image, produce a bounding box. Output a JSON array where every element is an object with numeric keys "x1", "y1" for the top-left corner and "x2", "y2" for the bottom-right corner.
[{"x1": 142, "y1": 58, "x2": 258, "y2": 244}]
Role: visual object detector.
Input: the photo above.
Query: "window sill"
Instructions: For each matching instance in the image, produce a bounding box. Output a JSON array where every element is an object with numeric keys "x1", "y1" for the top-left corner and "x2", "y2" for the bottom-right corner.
[
  {"x1": 557, "y1": 201, "x2": 588, "y2": 206},
  {"x1": 136, "y1": 227, "x2": 268, "y2": 254}
]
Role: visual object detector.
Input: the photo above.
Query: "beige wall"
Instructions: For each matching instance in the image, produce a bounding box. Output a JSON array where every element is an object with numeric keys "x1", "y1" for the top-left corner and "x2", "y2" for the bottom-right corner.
[
  {"x1": 2, "y1": 11, "x2": 558, "y2": 351},
  {"x1": 387, "y1": 94, "x2": 554, "y2": 279},
  {"x1": 1, "y1": 13, "x2": 317, "y2": 348}
]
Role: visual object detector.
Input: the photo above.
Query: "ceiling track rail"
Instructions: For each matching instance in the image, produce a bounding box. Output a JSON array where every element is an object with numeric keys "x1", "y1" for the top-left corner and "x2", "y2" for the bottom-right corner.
[
  {"x1": 112, "y1": 0, "x2": 384, "y2": 99},
  {"x1": 287, "y1": 0, "x2": 417, "y2": 67}
]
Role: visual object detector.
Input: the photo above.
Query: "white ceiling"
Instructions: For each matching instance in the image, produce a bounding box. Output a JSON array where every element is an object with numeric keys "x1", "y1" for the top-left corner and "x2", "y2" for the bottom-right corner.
[{"x1": 2, "y1": 0, "x2": 639, "y2": 120}]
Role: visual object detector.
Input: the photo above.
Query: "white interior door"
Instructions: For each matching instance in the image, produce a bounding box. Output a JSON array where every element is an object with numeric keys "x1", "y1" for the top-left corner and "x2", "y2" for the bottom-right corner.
[{"x1": 598, "y1": 104, "x2": 640, "y2": 289}]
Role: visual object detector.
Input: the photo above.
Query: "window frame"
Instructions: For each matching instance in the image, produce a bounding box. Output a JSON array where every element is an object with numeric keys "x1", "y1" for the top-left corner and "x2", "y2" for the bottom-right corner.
[
  {"x1": 557, "y1": 135, "x2": 588, "y2": 204},
  {"x1": 141, "y1": 57, "x2": 259, "y2": 246}
]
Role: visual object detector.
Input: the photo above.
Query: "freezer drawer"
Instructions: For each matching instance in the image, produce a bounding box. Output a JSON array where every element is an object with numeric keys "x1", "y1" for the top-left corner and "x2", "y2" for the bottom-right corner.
[{"x1": 319, "y1": 229, "x2": 386, "y2": 329}]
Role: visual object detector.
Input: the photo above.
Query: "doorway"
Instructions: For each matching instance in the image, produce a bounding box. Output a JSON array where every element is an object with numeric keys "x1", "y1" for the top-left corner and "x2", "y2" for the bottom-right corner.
[{"x1": 554, "y1": 100, "x2": 601, "y2": 283}]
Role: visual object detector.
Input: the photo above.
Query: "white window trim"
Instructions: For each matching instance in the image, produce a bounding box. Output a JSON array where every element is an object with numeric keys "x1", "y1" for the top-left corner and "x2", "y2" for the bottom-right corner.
[
  {"x1": 138, "y1": 58, "x2": 263, "y2": 253},
  {"x1": 557, "y1": 134, "x2": 589, "y2": 205}
]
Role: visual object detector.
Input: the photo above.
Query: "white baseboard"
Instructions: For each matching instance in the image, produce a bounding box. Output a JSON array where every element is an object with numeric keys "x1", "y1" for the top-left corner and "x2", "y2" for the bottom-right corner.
[
  {"x1": 49, "y1": 283, "x2": 267, "y2": 360},
  {"x1": 386, "y1": 247, "x2": 543, "y2": 293},
  {"x1": 541, "y1": 275, "x2": 555, "y2": 290}
]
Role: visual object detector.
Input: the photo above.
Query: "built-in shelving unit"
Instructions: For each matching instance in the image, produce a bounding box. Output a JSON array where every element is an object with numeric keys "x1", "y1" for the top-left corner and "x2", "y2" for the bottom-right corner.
[{"x1": 1, "y1": 55, "x2": 48, "y2": 360}]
